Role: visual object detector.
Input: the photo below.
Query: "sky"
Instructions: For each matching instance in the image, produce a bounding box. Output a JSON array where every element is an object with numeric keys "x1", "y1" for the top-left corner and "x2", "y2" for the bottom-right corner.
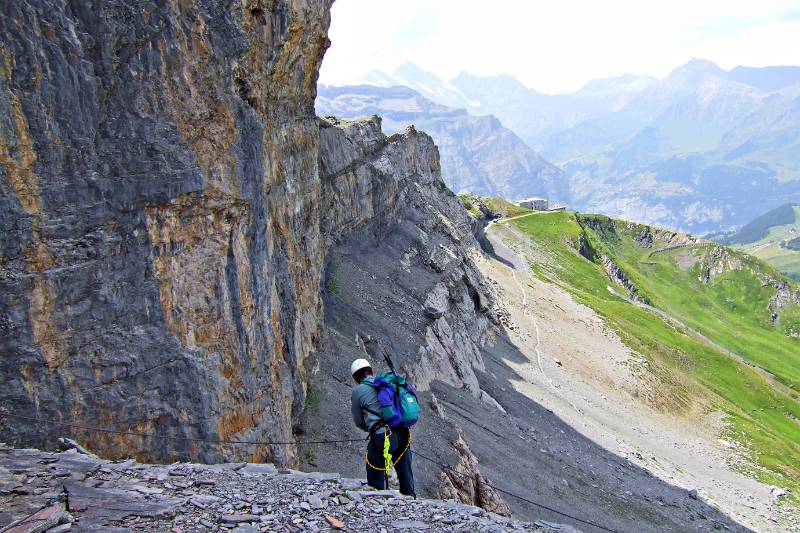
[{"x1": 318, "y1": 0, "x2": 800, "y2": 94}]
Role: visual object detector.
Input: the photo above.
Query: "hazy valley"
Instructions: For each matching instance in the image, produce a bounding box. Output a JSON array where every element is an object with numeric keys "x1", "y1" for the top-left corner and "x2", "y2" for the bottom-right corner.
[{"x1": 359, "y1": 61, "x2": 800, "y2": 234}]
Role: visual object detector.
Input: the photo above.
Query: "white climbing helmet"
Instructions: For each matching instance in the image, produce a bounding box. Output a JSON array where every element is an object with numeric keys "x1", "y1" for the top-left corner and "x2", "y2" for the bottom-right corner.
[{"x1": 350, "y1": 358, "x2": 372, "y2": 377}]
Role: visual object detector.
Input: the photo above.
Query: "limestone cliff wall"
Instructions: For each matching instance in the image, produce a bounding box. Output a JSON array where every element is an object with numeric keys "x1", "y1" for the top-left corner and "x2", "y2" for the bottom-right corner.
[
  {"x1": 317, "y1": 116, "x2": 495, "y2": 396},
  {"x1": 303, "y1": 115, "x2": 506, "y2": 509},
  {"x1": 0, "y1": 0, "x2": 498, "y2": 470},
  {"x1": 0, "y1": 0, "x2": 332, "y2": 466}
]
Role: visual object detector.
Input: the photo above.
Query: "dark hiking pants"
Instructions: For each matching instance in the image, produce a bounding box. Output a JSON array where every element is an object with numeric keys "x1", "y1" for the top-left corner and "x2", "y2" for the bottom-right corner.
[{"x1": 366, "y1": 428, "x2": 415, "y2": 496}]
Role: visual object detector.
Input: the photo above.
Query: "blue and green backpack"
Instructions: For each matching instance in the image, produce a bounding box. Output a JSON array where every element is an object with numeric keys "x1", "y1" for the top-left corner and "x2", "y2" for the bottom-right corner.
[{"x1": 368, "y1": 371, "x2": 420, "y2": 430}]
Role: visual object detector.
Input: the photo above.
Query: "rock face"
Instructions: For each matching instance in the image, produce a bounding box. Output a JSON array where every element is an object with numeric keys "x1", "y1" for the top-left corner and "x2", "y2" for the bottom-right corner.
[
  {"x1": 0, "y1": 1, "x2": 513, "y2": 515},
  {"x1": 303, "y1": 115, "x2": 513, "y2": 511},
  {"x1": 0, "y1": 0, "x2": 500, "y2": 479},
  {"x1": 423, "y1": 282, "x2": 450, "y2": 319},
  {"x1": 0, "y1": 0, "x2": 334, "y2": 466},
  {"x1": 436, "y1": 434, "x2": 512, "y2": 517},
  {"x1": 317, "y1": 117, "x2": 495, "y2": 397}
]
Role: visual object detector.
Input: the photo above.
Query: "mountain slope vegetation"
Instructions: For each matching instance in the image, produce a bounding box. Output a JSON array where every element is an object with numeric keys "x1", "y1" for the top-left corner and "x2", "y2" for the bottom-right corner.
[{"x1": 503, "y1": 210, "x2": 800, "y2": 494}]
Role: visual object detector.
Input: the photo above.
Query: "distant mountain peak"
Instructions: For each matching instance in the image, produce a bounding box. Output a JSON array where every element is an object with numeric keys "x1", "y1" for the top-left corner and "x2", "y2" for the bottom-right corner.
[
  {"x1": 670, "y1": 58, "x2": 726, "y2": 79},
  {"x1": 453, "y1": 70, "x2": 529, "y2": 89},
  {"x1": 360, "y1": 68, "x2": 400, "y2": 88},
  {"x1": 393, "y1": 62, "x2": 448, "y2": 88},
  {"x1": 394, "y1": 61, "x2": 435, "y2": 76},
  {"x1": 575, "y1": 74, "x2": 657, "y2": 98},
  {"x1": 727, "y1": 65, "x2": 800, "y2": 92}
]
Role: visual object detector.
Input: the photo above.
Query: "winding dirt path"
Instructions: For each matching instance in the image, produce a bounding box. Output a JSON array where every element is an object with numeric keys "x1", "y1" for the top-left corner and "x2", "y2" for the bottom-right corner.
[
  {"x1": 487, "y1": 221, "x2": 587, "y2": 417},
  {"x1": 510, "y1": 268, "x2": 555, "y2": 393}
]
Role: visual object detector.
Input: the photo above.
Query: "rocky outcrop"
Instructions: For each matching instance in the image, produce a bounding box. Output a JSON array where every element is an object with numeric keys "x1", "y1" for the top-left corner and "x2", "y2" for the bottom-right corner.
[
  {"x1": 0, "y1": 0, "x2": 334, "y2": 466},
  {"x1": 601, "y1": 254, "x2": 650, "y2": 305},
  {"x1": 436, "y1": 434, "x2": 512, "y2": 517},
  {"x1": 697, "y1": 246, "x2": 800, "y2": 314},
  {"x1": 768, "y1": 280, "x2": 800, "y2": 312},
  {"x1": 424, "y1": 282, "x2": 450, "y2": 319},
  {"x1": 698, "y1": 246, "x2": 745, "y2": 284},
  {"x1": 634, "y1": 225, "x2": 654, "y2": 247}
]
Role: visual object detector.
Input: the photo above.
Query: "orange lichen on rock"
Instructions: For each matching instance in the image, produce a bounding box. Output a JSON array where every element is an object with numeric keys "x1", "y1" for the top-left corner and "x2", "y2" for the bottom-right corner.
[
  {"x1": 218, "y1": 404, "x2": 258, "y2": 440},
  {"x1": 145, "y1": 192, "x2": 268, "y2": 442},
  {"x1": 160, "y1": 3, "x2": 238, "y2": 195},
  {"x1": 29, "y1": 277, "x2": 65, "y2": 369},
  {"x1": 26, "y1": 224, "x2": 54, "y2": 271},
  {"x1": 0, "y1": 47, "x2": 42, "y2": 214},
  {"x1": 145, "y1": 191, "x2": 249, "y2": 350},
  {"x1": 20, "y1": 364, "x2": 39, "y2": 411},
  {"x1": 25, "y1": 220, "x2": 64, "y2": 369}
]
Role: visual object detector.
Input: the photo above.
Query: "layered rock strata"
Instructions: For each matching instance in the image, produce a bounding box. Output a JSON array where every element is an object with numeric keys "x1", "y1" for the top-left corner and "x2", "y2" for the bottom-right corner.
[
  {"x1": 1, "y1": 0, "x2": 334, "y2": 466},
  {"x1": 0, "y1": 1, "x2": 498, "y2": 476},
  {"x1": 317, "y1": 117, "x2": 495, "y2": 396}
]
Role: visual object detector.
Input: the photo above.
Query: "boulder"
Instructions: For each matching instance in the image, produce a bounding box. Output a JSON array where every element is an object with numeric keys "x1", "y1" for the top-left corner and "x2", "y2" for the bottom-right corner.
[{"x1": 423, "y1": 283, "x2": 450, "y2": 318}]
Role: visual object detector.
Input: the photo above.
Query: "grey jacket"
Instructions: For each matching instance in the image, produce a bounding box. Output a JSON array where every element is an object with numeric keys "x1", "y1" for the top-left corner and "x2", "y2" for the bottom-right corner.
[{"x1": 351, "y1": 377, "x2": 384, "y2": 433}]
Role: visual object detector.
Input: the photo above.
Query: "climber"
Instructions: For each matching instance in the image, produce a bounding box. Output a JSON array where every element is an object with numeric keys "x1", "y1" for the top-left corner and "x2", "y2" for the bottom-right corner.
[{"x1": 350, "y1": 357, "x2": 416, "y2": 496}]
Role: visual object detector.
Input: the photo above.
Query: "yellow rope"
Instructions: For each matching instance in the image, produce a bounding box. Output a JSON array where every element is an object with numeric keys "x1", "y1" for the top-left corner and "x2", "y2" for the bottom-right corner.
[
  {"x1": 365, "y1": 429, "x2": 412, "y2": 471},
  {"x1": 382, "y1": 428, "x2": 393, "y2": 472}
]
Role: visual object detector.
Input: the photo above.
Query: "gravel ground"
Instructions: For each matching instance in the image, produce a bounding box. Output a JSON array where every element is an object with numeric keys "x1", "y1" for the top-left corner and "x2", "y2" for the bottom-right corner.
[{"x1": 0, "y1": 443, "x2": 552, "y2": 532}]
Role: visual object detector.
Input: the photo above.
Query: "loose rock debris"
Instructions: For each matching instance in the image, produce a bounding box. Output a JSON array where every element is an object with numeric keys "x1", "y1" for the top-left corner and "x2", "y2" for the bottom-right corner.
[{"x1": 0, "y1": 444, "x2": 551, "y2": 532}]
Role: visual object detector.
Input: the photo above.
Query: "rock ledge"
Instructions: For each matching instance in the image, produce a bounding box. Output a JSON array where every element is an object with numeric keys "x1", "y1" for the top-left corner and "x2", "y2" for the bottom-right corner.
[{"x1": 0, "y1": 444, "x2": 549, "y2": 532}]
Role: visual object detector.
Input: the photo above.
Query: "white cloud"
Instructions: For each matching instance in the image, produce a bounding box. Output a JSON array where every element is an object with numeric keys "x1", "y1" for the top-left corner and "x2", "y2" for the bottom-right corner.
[{"x1": 319, "y1": 0, "x2": 800, "y2": 94}]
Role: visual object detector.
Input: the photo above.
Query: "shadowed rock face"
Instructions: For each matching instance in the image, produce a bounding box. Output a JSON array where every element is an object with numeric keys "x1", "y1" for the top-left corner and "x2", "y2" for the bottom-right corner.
[{"x1": 0, "y1": 0, "x2": 333, "y2": 466}]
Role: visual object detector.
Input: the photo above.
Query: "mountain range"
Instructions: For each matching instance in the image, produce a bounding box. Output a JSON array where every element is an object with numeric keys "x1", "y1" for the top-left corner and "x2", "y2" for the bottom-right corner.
[
  {"x1": 316, "y1": 84, "x2": 567, "y2": 202},
  {"x1": 358, "y1": 61, "x2": 800, "y2": 234}
]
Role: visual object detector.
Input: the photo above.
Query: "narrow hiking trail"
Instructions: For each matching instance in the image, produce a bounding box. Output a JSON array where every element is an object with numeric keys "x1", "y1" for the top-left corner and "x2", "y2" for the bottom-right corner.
[
  {"x1": 499, "y1": 239, "x2": 586, "y2": 418},
  {"x1": 509, "y1": 268, "x2": 555, "y2": 393},
  {"x1": 494, "y1": 211, "x2": 546, "y2": 224}
]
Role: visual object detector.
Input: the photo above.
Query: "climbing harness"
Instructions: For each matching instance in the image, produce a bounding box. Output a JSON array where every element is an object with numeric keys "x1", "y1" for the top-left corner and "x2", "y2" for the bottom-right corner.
[{"x1": 364, "y1": 425, "x2": 412, "y2": 485}]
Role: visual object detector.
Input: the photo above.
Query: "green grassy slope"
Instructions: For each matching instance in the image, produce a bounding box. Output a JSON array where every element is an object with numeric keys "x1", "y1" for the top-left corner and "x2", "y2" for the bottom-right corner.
[
  {"x1": 457, "y1": 194, "x2": 484, "y2": 218},
  {"x1": 482, "y1": 197, "x2": 533, "y2": 218},
  {"x1": 507, "y1": 211, "x2": 800, "y2": 494},
  {"x1": 457, "y1": 195, "x2": 535, "y2": 220}
]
